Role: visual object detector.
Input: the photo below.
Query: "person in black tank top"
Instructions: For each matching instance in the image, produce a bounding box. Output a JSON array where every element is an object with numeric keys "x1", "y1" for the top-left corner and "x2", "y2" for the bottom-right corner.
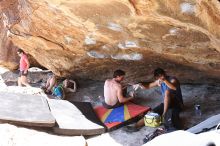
[{"x1": 125, "y1": 68, "x2": 184, "y2": 132}]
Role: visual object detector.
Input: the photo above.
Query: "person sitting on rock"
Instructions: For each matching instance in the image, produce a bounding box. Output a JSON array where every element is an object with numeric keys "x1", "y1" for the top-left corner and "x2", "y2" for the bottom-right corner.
[
  {"x1": 126, "y1": 68, "x2": 184, "y2": 132},
  {"x1": 43, "y1": 73, "x2": 77, "y2": 100},
  {"x1": 103, "y1": 69, "x2": 134, "y2": 109},
  {"x1": 43, "y1": 73, "x2": 58, "y2": 94}
]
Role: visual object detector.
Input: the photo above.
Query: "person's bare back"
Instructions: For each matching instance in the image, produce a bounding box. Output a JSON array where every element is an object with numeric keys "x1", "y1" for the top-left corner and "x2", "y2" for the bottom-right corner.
[
  {"x1": 104, "y1": 79, "x2": 121, "y2": 106},
  {"x1": 103, "y1": 70, "x2": 133, "y2": 108}
]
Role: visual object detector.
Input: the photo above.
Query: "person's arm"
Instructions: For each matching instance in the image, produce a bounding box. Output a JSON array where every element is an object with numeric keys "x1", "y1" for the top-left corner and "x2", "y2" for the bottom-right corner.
[
  {"x1": 141, "y1": 80, "x2": 158, "y2": 89},
  {"x1": 66, "y1": 80, "x2": 77, "y2": 92},
  {"x1": 132, "y1": 80, "x2": 158, "y2": 90},
  {"x1": 117, "y1": 86, "x2": 133, "y2": 103},
  {"x1": 162, "y1": 78, "x2": 178, "y2": 90}
]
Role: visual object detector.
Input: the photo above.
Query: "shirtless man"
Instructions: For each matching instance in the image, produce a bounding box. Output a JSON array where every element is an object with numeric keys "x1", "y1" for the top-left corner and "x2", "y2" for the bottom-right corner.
[
  {"x1": 17, "y1": 49, "x2": 31, "y2": 87},
  {"x1": 103, "y1": 69, "x2": 134, "y2": 109}
]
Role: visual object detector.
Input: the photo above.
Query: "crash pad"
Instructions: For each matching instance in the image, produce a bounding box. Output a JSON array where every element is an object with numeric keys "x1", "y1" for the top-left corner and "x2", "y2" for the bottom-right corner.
[{"x1": 94, "y1": 102, "x2": 151, "y2": 131}]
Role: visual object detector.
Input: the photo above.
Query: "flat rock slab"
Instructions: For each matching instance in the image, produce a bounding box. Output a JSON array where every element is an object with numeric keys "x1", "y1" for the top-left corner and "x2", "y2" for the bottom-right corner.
[
  {"x1": 48, "y1": 99, "x2": 105, "y2": 136},
  {"x1": 187, "y1": 114, "x2": 220, "y2": 134},
  {"x1": 87, "y1": 133, "x2": 122, "y2": 146},
  {"x1": 0, "y1": 92, "x2": 55, "y2": 127},
  {"x1": 0, "y1": 86, "x2": 46, "y2": 96},
  {"x1": 0, "y1": 123, "x2": 86, "y2": 146}
]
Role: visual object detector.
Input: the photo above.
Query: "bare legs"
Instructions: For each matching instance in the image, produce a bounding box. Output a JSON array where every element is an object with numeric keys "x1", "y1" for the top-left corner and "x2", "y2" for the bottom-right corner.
[
  {"x1": 18, "y1": 77, "x2": 22, "y2": 86},
  {"x1": 45, "y1": 75, "x2": 57, "y2": 93},
  {"x1": 18, "y1": 76, "x2": 31, "y2": 87},
  {"x1": 135, "y1": 118, "x2": 145, "y2": 128}
]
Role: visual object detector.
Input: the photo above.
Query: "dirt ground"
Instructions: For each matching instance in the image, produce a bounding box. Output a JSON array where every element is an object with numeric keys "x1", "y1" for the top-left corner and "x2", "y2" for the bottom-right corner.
[{"x1": 1, "y1": 68, "x2": 220, "y2": 146}]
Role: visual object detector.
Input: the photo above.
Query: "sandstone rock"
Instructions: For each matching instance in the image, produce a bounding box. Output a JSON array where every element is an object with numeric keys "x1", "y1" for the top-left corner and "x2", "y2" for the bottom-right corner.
[
  {"x1": 48, "y1": 99, "x2": 105, "y2": 135},
  {"x1": 0, "y1": 124, "x2": 86, "y2": 146},
  {"x1": 0, "y1": 92, "x2": 55, "y2": 127},
  {"x1": 87, "y1": 133, "x2": 122, "y2": 146},
  {"x1": 0, "y1": 0, "x2": 220, "y2": 83},
  {"x1": 1, "y1": 67, "x2": 51, "y2": 86}
]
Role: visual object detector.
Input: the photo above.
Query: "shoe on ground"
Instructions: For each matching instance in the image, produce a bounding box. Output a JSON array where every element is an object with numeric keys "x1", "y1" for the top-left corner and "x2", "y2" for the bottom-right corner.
[
  {"x1": 143, "y1": 128, "x2": 166, "y2": 144},
  {"x1": 124, "y1": 125, "x2": 140, "y2": 132}
]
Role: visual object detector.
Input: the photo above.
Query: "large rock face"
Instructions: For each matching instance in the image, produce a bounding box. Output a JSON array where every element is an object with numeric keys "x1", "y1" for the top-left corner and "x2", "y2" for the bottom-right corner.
[{"x1": 0, "y1": 0, "x2": 220, "y2": 83}]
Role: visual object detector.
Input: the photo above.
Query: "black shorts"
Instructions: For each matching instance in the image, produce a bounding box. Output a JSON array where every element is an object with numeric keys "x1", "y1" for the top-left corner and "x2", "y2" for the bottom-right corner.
[
  {"x1": 19, "y1": 71, "x2": 28, "y2": 77},
  {"x1": 153, "y1": 102, "x2": 182, "y2": 115},
  {"x1": 102, "y1": 101, "x2": 123, "y2": 109}
]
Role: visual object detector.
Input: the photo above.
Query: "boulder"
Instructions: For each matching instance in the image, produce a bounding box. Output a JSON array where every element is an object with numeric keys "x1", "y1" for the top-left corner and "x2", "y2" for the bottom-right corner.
[
  {"x1": 0, "y1": 123, "x2": 86, "y2": 146},
  {"x1": 0, "y1": 0, "x2": 220, "y2": 83}
]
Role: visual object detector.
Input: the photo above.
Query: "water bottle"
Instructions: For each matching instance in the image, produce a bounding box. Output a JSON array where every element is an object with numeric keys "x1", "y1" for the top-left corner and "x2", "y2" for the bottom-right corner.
[
  {"x1": 194, "y1": 104, "x2": 202, "y2": 116},
  {"x1": 194, "y1": 96, "x2": 202, "y2": 116}
]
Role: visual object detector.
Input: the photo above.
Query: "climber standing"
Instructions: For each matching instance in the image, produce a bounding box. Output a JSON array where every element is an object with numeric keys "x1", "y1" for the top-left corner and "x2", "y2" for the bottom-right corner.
[{"x1": 17, "y1": 49, "x2": 31, "y2": 87}]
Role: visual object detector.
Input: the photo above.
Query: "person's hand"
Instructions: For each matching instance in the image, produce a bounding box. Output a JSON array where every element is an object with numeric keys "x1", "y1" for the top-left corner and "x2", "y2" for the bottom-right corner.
[
  {"x1": 133, "y1": 83, "x2": 143, "y2": 90},
  {"x1": 128, "y1": 91, "x2": 135, "y2": 97},
  {"x1": 132, "y1": 84, "x2": 139, "y2": 90},
  {"x1": 45, "y1": 89, "x2": 50, "y2": 93},
  {"x1": 158, "y1": 75, "x2": 166, "y2": 82},
  {"x1": 157, "y1": 79, "x2": 163, "y2": 86},
  {"x1": 24, "y1": 70, "x2": 27, "y2": 74}
]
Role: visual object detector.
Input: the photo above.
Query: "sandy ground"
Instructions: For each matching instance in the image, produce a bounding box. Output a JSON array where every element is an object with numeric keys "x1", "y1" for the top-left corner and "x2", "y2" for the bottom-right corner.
[{"x1": 0, "y1": 67, "x2": 220, "y2": 146}]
